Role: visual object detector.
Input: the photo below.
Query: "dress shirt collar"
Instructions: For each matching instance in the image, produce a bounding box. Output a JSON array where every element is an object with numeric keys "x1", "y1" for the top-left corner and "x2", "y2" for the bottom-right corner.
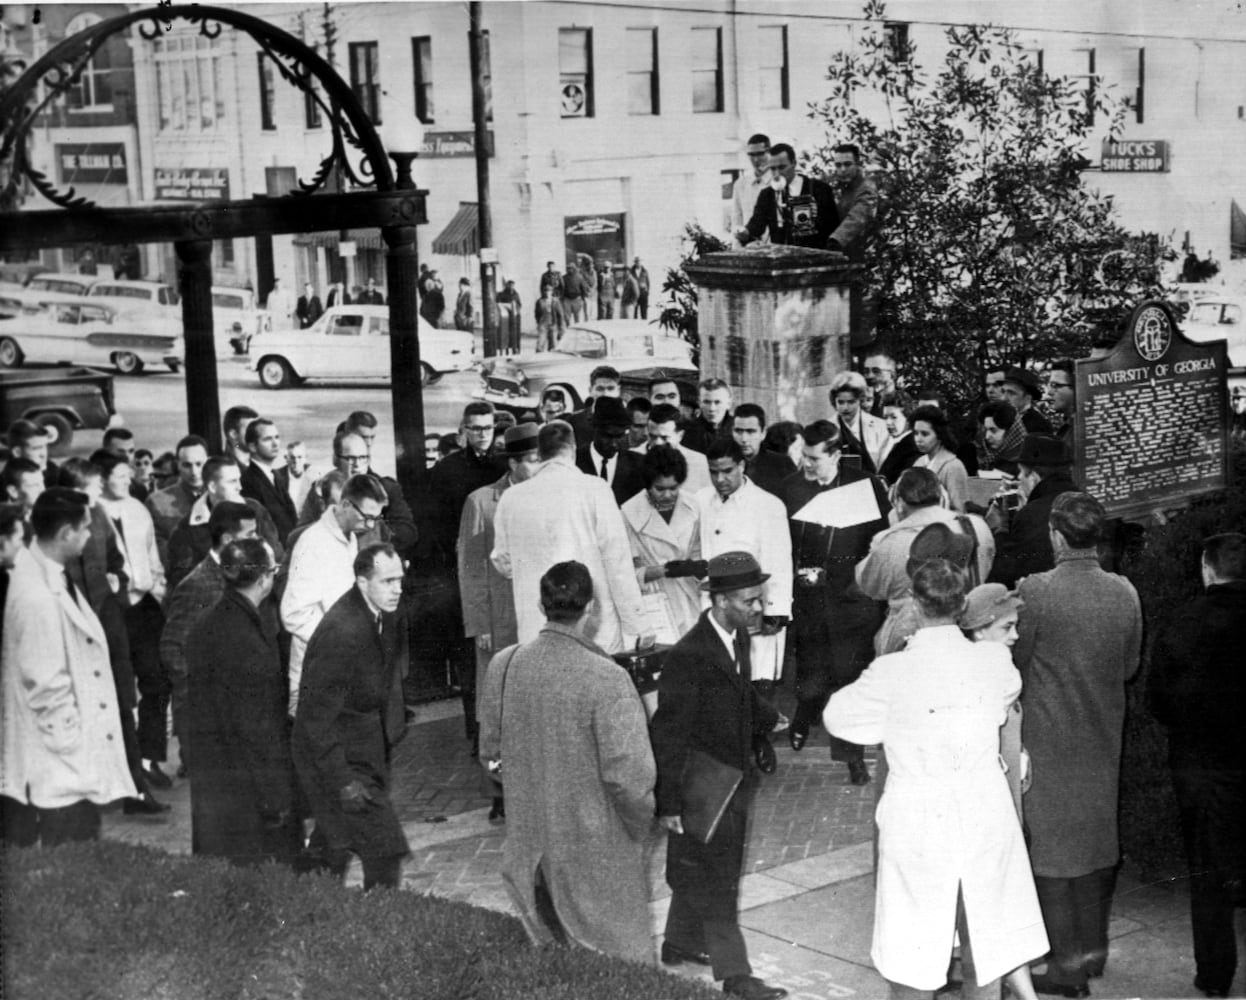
[{"x1": 707, "y1": 610, "x2": 741, "y2": 666}]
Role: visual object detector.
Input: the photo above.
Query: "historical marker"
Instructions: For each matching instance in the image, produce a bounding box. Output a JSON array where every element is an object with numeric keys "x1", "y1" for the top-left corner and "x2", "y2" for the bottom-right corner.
[{"x1": 1074, "y1": 300, "x2": 1229, "y2": 519}]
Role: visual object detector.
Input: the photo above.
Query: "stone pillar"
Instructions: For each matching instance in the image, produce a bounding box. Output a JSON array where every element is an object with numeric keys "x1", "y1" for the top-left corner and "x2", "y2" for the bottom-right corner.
[{"x1": 685, "y1": 245, "x2": 860, "y2": 425}]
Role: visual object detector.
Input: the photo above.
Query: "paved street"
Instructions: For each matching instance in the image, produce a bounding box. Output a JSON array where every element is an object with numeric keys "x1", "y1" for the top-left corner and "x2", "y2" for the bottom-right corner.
[{"x1": 102, "y1": 692, "x2": 1246, "y2": 1000}]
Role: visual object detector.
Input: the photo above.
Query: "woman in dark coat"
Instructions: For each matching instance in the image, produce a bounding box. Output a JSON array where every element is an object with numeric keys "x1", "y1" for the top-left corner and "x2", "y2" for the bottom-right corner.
[{"x1": 187, "y1": 538, "x2": 299, "y2": 866}]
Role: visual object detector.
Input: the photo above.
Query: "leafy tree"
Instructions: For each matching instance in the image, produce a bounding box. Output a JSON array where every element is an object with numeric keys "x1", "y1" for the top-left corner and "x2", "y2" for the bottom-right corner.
[
  {"x1": 807, "y1": 0, "x2": 1169, "y2": 414},
  {"x1": 658, "y1": 223, "x2": 727, "y2": 369}
]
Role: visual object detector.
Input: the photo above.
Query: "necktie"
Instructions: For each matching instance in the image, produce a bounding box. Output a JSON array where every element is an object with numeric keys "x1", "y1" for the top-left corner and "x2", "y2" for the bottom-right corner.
[
  {"x1": 376, "y1": 614, "x2": 384, "y2": 637},
  {"x1": 64, "y1": 569, "x2": 80, "y2": 607},
  {"x1": 599, "y1": 455, "x2": 609, "y2": 480},
  {"x1": 734, "y1": 630, "x2": 752, "y2": 682}
]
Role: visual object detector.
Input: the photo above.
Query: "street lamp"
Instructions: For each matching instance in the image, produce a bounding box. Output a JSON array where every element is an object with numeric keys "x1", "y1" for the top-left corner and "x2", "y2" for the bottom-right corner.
[
  {"x1": 378, "y1": 117, "x2": 428, "y2": 506},
  {"x1": 380, "y1": 118, "x2": 425, "y2": 190}
]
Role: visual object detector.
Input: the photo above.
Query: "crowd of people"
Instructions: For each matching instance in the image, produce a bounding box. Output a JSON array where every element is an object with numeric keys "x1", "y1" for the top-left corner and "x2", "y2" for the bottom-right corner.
[{"x1": 0, "y1": 345, "x2": 1241, "y2": 1000}]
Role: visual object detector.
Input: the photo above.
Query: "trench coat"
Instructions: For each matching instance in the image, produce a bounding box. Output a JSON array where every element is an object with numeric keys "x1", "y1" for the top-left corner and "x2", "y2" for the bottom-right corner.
[
  {"x1": 620, "y1": 489, "x2": 702, "y2": 640},
  {"x1": 292, "y1": 586, "x2": 409, "y2": 860},
  {"x1": 491, "y1": 458, "x2": 646, "y2": 653},
  {"x1": 187, "y1": 589, "x2": 299, "y2": 865},
  {"x1": 1014, "y1": 552, "x2": 1141, "y2": 877},
  {"x1": 824, "y1": 626, "x2": 1048, "y2": 989},
  {"x1": 477, "y1": 623, "x2": 656, "y2": 962},
  {"x1": 1, "y1": 546, "x2": 136, "y2": 809}
]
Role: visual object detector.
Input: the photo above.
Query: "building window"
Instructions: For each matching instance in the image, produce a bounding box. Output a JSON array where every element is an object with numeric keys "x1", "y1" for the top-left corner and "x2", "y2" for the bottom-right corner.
[
  {"x1": 883, "y1": 21, "x2": 910, "y2": 63},
  {"x1": 305, "y1": 45, "x2": 324, "y2": 129},
  {"x1": 412, "y1": 36, "x2": 434, "y2": 124},
  {"x1": 1072, "y1": 48, "x2": 1096, "y2": 125},
  {"x1": 758, "y1": 25, "x2": 789, "y2": 110},
  {"x1": 214, "y1": 239, "x2": 235, "y2": 268},
  {"x1": 691, "y1": 27, "x2": 723, "y2": 113},
  {"x1": 559, "y1": 28, "x2": 594, "y2": 118},
  {"x1": 65, "y1": 13, "x2": 113, "y2": 111},
  {"x1": 258, "y1": 54, "x2": 277, "y2": 131},
  {"x1": 626, "y1": 28, "x2": 659, "y2": 115},
  {"x1": 155, "y1": 34, "x2": 224, "y2": 133},
  {"x1": 350, "y1": 41, "x2": 382, "y2": 124},
  {"x1": 1127, "y1": 48, "x2": 1145, "y2": 124},
  {"x1": 1021, "y1": 48, "x2": 1044, "y2": 74}
]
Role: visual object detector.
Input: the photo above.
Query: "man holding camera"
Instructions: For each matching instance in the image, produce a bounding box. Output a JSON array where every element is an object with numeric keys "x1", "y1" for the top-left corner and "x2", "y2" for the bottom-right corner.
[{"x1": 736, "y1": 143, "x2": 839, "y2": 250}]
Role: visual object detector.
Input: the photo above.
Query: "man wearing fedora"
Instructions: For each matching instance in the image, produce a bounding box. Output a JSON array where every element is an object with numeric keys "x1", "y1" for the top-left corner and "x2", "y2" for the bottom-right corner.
[
  {"x1": 575, "y1": 396, "x2": 646, "y2": 506},
  {"x1": 988, "y1": 435, "x2": 1080, "y2": 588},
  {"x1": 1001, "y1": 367, "x2": 1054, "y2": 436},
  {"x1": 651, "y1": 551, "x2": 787, "y2": 1000}
]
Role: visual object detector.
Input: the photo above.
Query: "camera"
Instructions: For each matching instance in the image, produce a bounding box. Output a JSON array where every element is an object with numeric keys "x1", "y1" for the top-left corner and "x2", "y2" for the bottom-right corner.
[{"x1": 788, "y1": 194, "x2": 818, "y2": 238}]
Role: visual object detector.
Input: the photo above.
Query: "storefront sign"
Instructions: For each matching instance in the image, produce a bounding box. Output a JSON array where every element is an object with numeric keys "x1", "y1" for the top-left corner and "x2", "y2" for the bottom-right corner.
[
  {"x1": 154, "y1": 166, "x2": 230, "y2": 201},
  {"x1": 57, "y1": 143, "x2": 128, "y2": 184},
  {"x1": 565, "y1": 215, "x2": 623, "y2": 237},
  {"x1": 1074, "y1": 300, "x2": 1228, "y2": 518},
  {"x1": 1100, "y1": 139, "x2": 1170, "y2": 172},
  {"x1": 419, "y1": 131, "x2": 494, "y2": 158}
]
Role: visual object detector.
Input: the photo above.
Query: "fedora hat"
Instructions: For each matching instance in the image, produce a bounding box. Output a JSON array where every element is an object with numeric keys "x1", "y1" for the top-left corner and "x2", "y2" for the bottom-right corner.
[
  {"x1": 905, "y1": 522, "x2": 975, "y2": 579},
  {"x1": 1002, "y1": 367, "x2": 1042, "y2": 399},
  {"x1": 701, "y1": 551, "x2": 770, "y2": 594},
  {"x1": 590, "y1": 395, "x2": 631, "y2": 431},
  {"x1": 1018, "y1": 434, "x2": 1071, "y2": 467},
  {"x1": 502, "y1": 422, "x2": 540, "y2": 456}
]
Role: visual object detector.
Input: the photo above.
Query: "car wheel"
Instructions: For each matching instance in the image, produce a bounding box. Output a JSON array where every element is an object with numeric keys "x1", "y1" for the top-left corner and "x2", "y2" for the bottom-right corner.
[
  {"x1": 420, "y1": 362, "x2": 443, "y2": 387},
  {"x1": 258, "y1": 356, "x2": 295, "y2": 389},
  {"x1": 113, "y1": 351, "x2": 144, "y2": 375},
  {"x1": 0, "y1": 336, "x2": 24, "y2": 368},
  {"x1": 32, "y1": 412, "x2": 74, "y2": 452}
]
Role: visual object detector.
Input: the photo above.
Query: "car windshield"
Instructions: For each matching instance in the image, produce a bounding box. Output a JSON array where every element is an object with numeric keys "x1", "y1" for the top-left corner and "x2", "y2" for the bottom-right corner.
[
  {"x1": 31, "y1": 278, "x2": 91, "y2": 295},
  {"x1": 553, "y1": 327, "x2": 607, "y2": 358}
]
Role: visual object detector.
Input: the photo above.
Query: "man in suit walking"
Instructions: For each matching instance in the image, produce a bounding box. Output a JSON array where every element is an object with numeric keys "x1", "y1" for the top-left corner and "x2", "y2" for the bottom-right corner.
[
  {"x1": 575, "y1": 396, "x2": 646, "y2": 505},
  {"x1": 240, "y1": 419, "x2": 298, "y2": 545},
  {"x1": 650, "y1": 552, "x2": 787, "y2": 1000},
  {"x1": 293, "y1": 543, "x2": 409, "y2": 890}
]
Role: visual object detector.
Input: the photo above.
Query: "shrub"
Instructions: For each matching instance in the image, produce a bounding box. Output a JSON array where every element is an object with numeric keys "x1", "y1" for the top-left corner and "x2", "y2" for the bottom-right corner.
[{"x1": 2, "y1": 841, "x2": 719, "y2": 1000}]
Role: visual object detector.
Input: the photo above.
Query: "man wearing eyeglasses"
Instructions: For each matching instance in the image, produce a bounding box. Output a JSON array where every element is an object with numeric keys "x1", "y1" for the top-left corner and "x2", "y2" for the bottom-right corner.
[
  {"x1": 1047, "y1": 361, "x2": 1076, "y2": 459},
  {"x1": 863, "y1": 350, "x2": 897, "y2": 418},
  {"x1": 281, "y1": 474, "x2": 389, "y2": 718}
]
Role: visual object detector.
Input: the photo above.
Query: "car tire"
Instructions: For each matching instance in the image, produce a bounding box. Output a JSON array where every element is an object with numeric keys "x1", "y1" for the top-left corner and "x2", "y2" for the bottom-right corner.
[
  {"x1": 32, "y1": 412, "x2": 74, "y2": 453},
  {"x1": 258, "y1": 356, "x2": 295, "y2": 389},
  {"x1": 420, "y1": 362, "x2": 443, "y2": 387},
  {"x1": 0, "y1": 336, "x2": 24, "y2": 368},
  {"x1": 113, "y1": 351, "x2": 144, "y2": 375}
]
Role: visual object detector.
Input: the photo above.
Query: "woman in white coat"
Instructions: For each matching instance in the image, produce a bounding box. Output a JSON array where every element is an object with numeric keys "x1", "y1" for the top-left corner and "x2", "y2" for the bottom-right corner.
[
  {"x1": 824, "y1": 560, "x2": 1048, "y2": 999},
  {"x1": 620, "y1": 446, "x2": 703, "y2": 643}
]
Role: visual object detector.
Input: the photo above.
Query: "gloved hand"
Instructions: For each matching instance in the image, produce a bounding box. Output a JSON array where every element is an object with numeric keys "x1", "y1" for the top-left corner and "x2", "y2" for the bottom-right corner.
[
  {"x1": 664, "y1": 560, "x2": 706, "y2": 578},
  {"x1": 339, "y1": 780, "x2": 376, "y2": 814}
]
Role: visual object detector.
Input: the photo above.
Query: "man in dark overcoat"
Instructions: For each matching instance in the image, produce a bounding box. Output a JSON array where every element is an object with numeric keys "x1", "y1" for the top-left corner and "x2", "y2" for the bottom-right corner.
[
  {"x1": 988, "y1": 435, "x2": 1079, "y2": 588},
  {"x1": 187, "y1": 538, "x2": 298, "y2": 866},
  {"x1": 1014, "y1": 493, "x2": 1142, "y2": 997},
  {"x1": 650, "y1": 552, "x2": 788, "y2": 1000},
  {"x1": 293, "y1": 543, "x2": 409, "y2": 890},
  {"x1": 1148, "y1": 532, "x2": 1246, "y2": 1000}
]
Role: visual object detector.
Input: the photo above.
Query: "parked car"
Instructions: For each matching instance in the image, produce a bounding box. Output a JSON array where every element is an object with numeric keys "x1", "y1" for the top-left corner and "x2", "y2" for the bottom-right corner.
[
  {"x1": 1182, "y1": 298, "x2": 1245, "y2": 368},
  {"x1": 0, "y1": 366, "x2": 118, "y2": 452},
  {"x1": 86, "y1": 278, "x2": 181, "y2": 320},
  {"x1": 473, "y1": 319, "x2": 696, "y2": 414},
  {"x1": 0, "y1": 299, "x2": 183, "y2": 375},
  {"x1": 249, "y1": 304, "x2": 475, "y2": 389},
  {"x1": 212, "y1": 285, "x2": 270, "y2": 355},
  {"x1": 23, "y1": 272, "x2": 100, "y2": 297}
]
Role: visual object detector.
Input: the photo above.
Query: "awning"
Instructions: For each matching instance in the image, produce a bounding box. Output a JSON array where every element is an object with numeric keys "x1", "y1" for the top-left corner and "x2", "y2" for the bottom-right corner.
[
  {"x1": 291, "y1": 228, "x2": 384, "y2": 251},
  {"x1": 432, "y1": 202, "x2": 479, "y2": 256}
]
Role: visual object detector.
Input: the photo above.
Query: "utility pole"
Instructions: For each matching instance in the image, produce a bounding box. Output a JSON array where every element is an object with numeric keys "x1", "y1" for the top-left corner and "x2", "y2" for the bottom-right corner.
[{"x1": 468, "y1": 2, "x2": 498, "y2": 356}]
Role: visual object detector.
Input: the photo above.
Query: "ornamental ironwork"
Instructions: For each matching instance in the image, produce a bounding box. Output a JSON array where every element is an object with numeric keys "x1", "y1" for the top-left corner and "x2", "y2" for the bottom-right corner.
[{"x1": 0, "y1": 4, "x2": 394, "y2": 213}]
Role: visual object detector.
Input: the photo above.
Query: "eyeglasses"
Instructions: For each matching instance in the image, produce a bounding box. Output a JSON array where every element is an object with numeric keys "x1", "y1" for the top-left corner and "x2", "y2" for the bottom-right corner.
[
  {"x1": 1048, "y1": 381, "x2": 1073, "y2": 389},
  {"x1": 344, "y1": 498, "x2": 379, "y2": 529}
]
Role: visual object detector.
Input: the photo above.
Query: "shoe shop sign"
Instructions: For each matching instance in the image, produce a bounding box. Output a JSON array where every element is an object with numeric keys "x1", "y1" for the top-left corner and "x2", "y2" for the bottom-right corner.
[{"x1": 1074, "y1": 299, "x2": 1229, "y2": 518}]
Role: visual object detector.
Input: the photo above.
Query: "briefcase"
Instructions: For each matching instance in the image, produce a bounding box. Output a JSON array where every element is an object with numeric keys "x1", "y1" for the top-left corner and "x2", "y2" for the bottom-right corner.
[{"x1": 612, "y1": 644, "x2": 670, "y2": 695}]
